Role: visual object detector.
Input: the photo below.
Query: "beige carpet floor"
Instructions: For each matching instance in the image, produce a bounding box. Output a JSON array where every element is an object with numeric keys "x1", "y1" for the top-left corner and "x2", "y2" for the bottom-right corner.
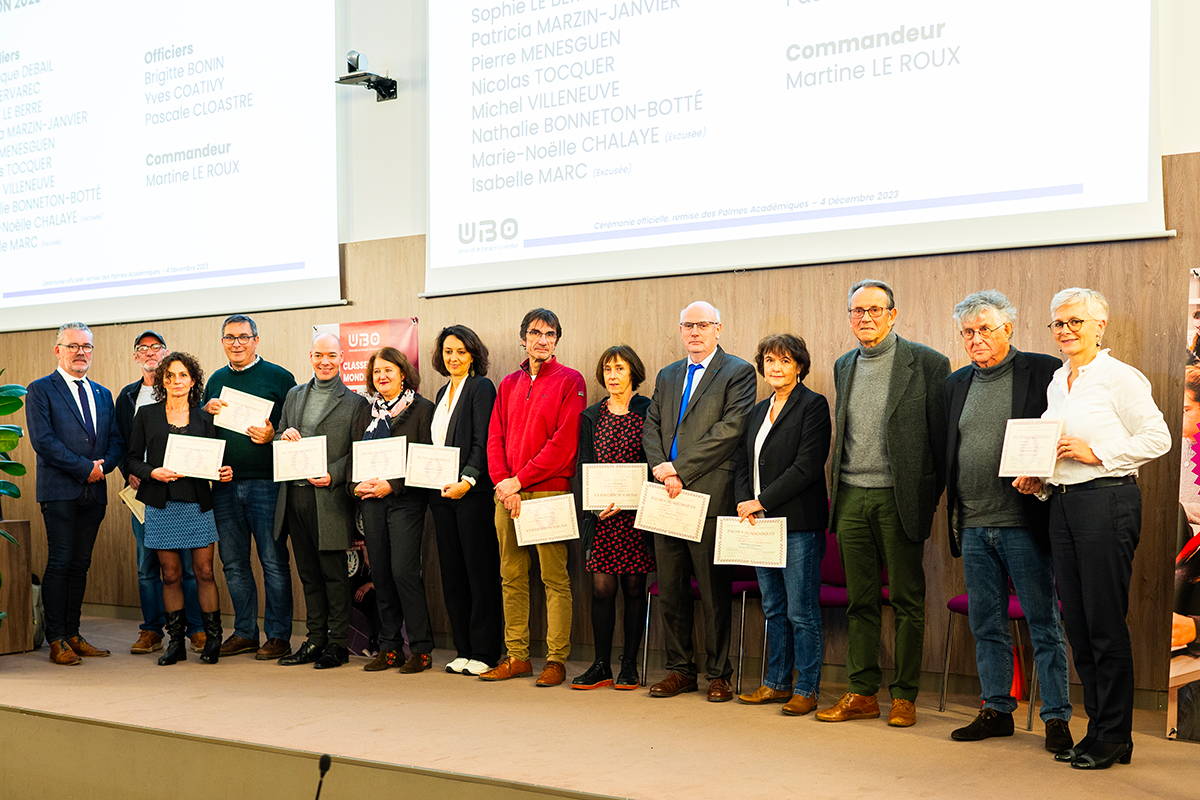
[{"x1": 0, "y1": 616, "x2": 1195, "y2": 800}]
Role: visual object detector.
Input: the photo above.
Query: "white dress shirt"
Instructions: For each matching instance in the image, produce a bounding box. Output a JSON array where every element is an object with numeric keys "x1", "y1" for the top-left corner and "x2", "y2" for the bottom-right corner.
[
  {"x1": 57, "y1": 366, "x2": 98, "y2": 430},
  {"x1": 681, "y1": 348, "x2": 718, "y2": 403},
  {"x1": 1042, "y1": 349, "x2": 1171, "y2": 486},
  {"x1": 431, "y1": 377, "x2": 474, "y2": 485},
  {"x1": 752, "y1": 394, "x2": 779, "y2": 498}
]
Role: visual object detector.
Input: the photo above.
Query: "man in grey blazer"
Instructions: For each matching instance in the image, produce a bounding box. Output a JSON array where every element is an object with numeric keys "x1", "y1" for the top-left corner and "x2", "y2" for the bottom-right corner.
[
  {"x1": 816, "y1": 280, "x2": 950, "y2": 727},
  {"x1": 643, "y1": 301, "x2": 757, "y2": 701},
  {"x1": 272, "y1": 332, "x2": 368, "y2": 669}
]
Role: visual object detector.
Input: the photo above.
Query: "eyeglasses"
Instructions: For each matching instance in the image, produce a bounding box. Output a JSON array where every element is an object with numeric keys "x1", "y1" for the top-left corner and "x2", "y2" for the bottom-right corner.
[
  {"x1": 1047, "y1": 318, "x2": 1089, "y2": 333},
  {"x1": 525, "y1": 329, "x2": 558, "y2": 342},
  {"x1": 959, "y1": 324, "x2": 1003, "y2": 341},
  {"x1": 849, "y1": 306, "x2": 890, "y2": 320},
  {"x1": 222, "y1": 334, "x2": 256, "y2": 345},
  {"x1": 58, "y1": 343, "x2": 94, "y2": 353},
  {"x1": 135, "y1": 343, "x2": 167, "y2": 354},
  {"x1": 680, "y1": 321, "x2": 718, "y2": 331}
]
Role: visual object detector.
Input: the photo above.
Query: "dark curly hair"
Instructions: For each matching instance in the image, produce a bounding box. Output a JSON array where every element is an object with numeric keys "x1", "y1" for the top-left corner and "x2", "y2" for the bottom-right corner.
[
  {"x1": 152, "y1": 351, "x2": 205, "y2": 407},
  {"x1": 431, "y1": 324, "x2": 490, "y2": 377}
]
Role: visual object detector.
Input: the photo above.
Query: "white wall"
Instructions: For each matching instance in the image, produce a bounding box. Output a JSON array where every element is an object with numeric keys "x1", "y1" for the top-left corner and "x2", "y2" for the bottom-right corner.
[{"x1": 334, "y1": 0, "x2": 1200, "y2": 244}]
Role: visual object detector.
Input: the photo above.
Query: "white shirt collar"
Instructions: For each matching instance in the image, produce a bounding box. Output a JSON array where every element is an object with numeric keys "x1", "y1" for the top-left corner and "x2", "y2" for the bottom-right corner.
[
  {"x1": 688, "y1": 348, "x2": 718, "y2": 370},
  {"x1": 228, "y1": 355, "x2": 262, "y2": 372},
  {"x1": 56, "y1": 366, "x2": 89, "y2": 385}
]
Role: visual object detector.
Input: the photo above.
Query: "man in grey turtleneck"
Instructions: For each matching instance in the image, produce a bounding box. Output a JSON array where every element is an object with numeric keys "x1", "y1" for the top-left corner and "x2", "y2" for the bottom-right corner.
[
  {"x1": 942, "y1": 290, "x2": 1073, "y2": 753},
  {"x1": 271, "y1": 332, "x2": 368, "y2": 669},
  {"x1": 817, "y1": 279, "x2": 950, "y2": 728}
]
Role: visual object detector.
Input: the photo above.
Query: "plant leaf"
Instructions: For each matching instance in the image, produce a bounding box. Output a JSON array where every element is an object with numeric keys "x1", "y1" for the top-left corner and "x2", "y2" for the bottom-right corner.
[
  {"x1": 0, "y1": 461, "x2": 25, "y2": 476},
  {"x1": 0, "y1": 480, "x2": 20, "y2": 498},
  {"x1": 0, "y1": 528, "x2": 16, "y2": 545},
  {"x1": 0, "y1": 430, "x2": 20, "y2": 452},
  {"x1": 0, "y1": 397, "x2": 24, "y2": 415},
  {"x1": 0, "y1": 384, "x2": 27, "y2": 397}
]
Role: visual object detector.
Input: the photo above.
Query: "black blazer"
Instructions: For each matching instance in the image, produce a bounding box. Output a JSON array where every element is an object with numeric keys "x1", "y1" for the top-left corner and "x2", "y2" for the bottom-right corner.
[
  {"x1": 733, "y1": 385, "x2": 832, "y2": 532},
  {"x1": 116, "y1": 377, "x2": 146, "y2": 482},
  {"x1": 348, "y1": 395, "x2": 435, "y2": 500},
  {"x1": 430, "y1": 375, "x2": 497, "y2": 502},
  {"x1": 573, "y1": 395, "x2": 652, "y2": 557},
  {"x1": 127, "y1": 403, "x2": 217, "y2": 512},
  {"x1": 943, "y1": 348, "x2": 1061, "y2": 556}
]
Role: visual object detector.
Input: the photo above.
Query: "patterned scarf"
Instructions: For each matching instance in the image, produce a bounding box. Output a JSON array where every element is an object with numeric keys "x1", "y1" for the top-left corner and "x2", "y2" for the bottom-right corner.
[{"x1": 363, "y1": 389, "x2": 414, "y2": 440}]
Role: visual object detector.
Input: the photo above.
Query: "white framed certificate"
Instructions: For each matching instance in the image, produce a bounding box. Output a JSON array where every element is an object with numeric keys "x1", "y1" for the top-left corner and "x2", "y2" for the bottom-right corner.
[
  {"x1": 714, "y1": 516, "x2": 787, "y2": 568},
  {"x1": 272, "y1": 435, "x2": 328, "y2": 481},
  {"x1": 999, "y1": 418, "x2": 1064, "y2": 477},
  {"x1": 405, "y1": 443, "x2": 460, "y2": 489},
  {"x1": 163, "y1": 433, "x2": 226, "y2": 481},
  {"x1": 514, "y1": 493, "x2": 580, "y2": 546},
  {"x1": 582, "y1": 463, "x2": 647, "y2": 511},
  {"x1": 352, "y1": 437, "x2": 407, "y2": 483},
  {"x1": 213, "y1": 386, "x2": 276, "y2": 436},
  {"x1": 633, "y1": 481, "x2": 710, "y2": 542}
]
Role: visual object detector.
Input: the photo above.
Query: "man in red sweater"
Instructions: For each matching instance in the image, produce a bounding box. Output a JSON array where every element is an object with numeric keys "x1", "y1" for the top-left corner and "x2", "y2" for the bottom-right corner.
[{"x1": 481, "y1": 308, "x2": 587, "y2": 686}]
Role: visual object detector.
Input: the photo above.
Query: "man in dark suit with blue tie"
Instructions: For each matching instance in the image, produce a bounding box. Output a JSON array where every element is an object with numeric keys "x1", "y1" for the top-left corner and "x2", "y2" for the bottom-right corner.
[
  {"x1": 643, "y1": 301, "x2": 757, "y2": 702},
  {"x1": 26, "y1": 322, "x2": 123, "y2": 666}
]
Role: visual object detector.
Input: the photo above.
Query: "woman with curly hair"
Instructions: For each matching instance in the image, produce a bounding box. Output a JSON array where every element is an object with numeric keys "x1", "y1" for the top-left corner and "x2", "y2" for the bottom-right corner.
[{"x1": 128, "y1": 352, "x2": 232, "y2": 665}]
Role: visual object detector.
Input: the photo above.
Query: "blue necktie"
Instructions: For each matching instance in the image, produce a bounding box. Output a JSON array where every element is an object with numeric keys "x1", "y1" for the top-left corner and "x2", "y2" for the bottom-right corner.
[
  {"x1": 670, "y1": 362, "x2": 702, "y2": 461},
  {"x1": 75, "y1": 379, "x2": 96, "y2": 447}
]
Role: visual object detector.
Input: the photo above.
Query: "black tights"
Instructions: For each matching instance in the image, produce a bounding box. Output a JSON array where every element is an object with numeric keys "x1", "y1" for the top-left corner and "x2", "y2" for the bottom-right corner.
[{"x1": 591, "y1": 572, "x2": 647, "y2": 663}]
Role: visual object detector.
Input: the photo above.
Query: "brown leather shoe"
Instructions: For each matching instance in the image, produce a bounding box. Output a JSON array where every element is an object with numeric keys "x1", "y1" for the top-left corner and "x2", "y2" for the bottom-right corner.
[
  {"x1": 816, "y1": 692, "x2": 881, "y2": 722},
  {"x1": 649, "y1": 672, "x2": 699, "y2": 697},
  {"x1": 363, "y1": 649, "x2": 401, "y2": 672},
  {"x1": 707, "y1": 677, "x2": 734, "y2": 702},
  {"x1": 130, "y1": 630, "x2": 163, "y2": 654},
  {"x1": 738, "y1": 684, "x2": 793, "y2": 705},
  {"x1": 256, "y1": 638, "x2": 291, "y2": 660},
  {"x1": 219, "y1": 634, "x2": 260, "y2": 656},
  {"x1": 189, "y1": 631, "x2": 206, "y2": 653},
  {"x1": 782, "y1": 693, "x2": 818, "y2": 716},
  {"x1": 66, "y1": 635, "x2": 110, "y2": 657},
  {"x1": 535, "y1": 661, "x2": 566, "y2": 686},
  {"x1": 888, "y1": 698, "x2": 917, "y2": 727},
  {"x1": 399, "y1": 652, "x2": 432, "y2": 674},
  {"x1": 49, "y1": 640, "x2": 81, "y2": 666},
  {"x1": 479, "y1": 656, "x2": 533, "y2": 681}
]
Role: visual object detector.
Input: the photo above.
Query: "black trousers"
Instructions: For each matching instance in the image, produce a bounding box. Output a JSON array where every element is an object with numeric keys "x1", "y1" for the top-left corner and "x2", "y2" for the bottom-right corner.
[
  {"x1": 286, "y1": 485, "x2": 352, "y2": 648},
  {"x1": 1049, "y1": 483, "x2": 1141, "y2": 743},
  {"x1": 654, "y1": 518, "x2": 733, "y2": 681},
  {"x1": 41, "y1": 494, "x2": 106, "y2": 643},
  {"x1": 360, "y1": 495, "x2": 433, "y2": 654},
  {"x1": 430, "y1": 492, "x2": 503, "y2": 664}
]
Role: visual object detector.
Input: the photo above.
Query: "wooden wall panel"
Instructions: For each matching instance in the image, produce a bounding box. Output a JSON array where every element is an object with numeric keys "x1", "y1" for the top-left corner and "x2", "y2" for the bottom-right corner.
[{"x1": 0, "y1": 153, "x2": 1192, "y2": 690}]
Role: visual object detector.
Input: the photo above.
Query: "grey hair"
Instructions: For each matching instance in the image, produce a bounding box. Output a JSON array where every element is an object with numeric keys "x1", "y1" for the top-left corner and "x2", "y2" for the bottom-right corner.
[
  {"x1": 1050, "y1": 287, "x2": 1109, "y2": 322},
  {"x1": 56, "y1": 322, "x2": 92, "y2": 343},
  {"x1": 679, "y1": 301, "x2": 721, "y2": 324},
  {"x1": 222, "y1": 313, "x2": 259, "y2": 337},
  {"x1": 312, "y1": 331, "x2": 341, "y2": 348},
  {"x1": 953, "y1": 290, "x2": 1017, "y2": 326},
  {"x1": 848, "y1": 279, "x2": 895, "y2": 311}
]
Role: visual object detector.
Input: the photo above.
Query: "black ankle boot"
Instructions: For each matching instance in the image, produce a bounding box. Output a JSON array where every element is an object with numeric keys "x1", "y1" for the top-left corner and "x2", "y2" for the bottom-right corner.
[
  {"x1": 615, "y1": 654, "x2": 640, "y2": 690},
  {"x1": 158, "y1": 610, "x2": 187, "y2": 666},
  {"x1": 199, "y1": 610, "x2": 222, "y2": 664}
]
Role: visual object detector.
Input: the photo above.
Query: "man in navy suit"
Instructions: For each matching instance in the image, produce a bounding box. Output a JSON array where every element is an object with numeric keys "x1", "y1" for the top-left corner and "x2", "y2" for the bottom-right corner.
[{"x1": 26, "y1": 322, "x2": 123, "y2": 666}]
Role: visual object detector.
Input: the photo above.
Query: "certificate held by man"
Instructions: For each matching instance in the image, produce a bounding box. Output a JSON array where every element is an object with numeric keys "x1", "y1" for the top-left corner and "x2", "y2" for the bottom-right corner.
[
  {"x1": 714, "y1": 516, "x2": 787, "y2": 568},
  {"x1": 582, "y1": 462, "x2": 647, "y2": 511},
  {"x1": 163, "y1": 433, "x2": 226, "y2": 481},
  {"x1": 352, "y1": 436, "x2": 408, "y2": 482},
  {"x1": 634, "y1": 481, "x2": 710, "y2": 542},
  {"x1": 514, "y1": 493, "x2": 580, "y2": 546},
  {"x1": 273, "y1": 435, "x2": 328, "y2": 482},
  {"x1": 405, "y1": 442, "x2": 460, "y2": 489},
  {"x1": 213, "y1": 386, "x2": 276, "y2": 436},
  {"x1": 999, "y1": 418, "x2": 1064, "y2": 477}
]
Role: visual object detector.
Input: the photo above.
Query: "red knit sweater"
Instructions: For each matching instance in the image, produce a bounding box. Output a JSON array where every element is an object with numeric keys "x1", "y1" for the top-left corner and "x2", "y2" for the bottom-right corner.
[{"x1": 487, "y1": 357, "x2": 587, "y2": 492}]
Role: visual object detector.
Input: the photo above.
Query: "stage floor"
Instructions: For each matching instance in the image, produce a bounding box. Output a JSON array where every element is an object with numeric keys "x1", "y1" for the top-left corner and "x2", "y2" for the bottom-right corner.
[{"x1": 0, "y1": 616, "x2": 1195, "y2": 799}]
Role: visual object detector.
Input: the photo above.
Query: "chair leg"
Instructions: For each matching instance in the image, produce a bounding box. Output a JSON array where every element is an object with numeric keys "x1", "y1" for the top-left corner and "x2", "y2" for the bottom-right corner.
[
  {"x1": 760, "y1": 615, "x2": 768, "y2": 686},
  {"x1": 737, "y1": 591, "x2": 747, "y2": 695},
  {"x1": 1024, "y1": 621, "x2": 1038, "y2": 732},
  {"x1": 939, "y1": 612, "x2": 954, "y2": 713},
  {"x1": 641, "y1": 590, "x2": 652, "y2": 687}
]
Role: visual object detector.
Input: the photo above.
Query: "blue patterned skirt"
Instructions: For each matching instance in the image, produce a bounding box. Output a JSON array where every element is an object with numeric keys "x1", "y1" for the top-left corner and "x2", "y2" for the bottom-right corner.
[{"x1": 144, "y1": 501, "x2": 219, "y2": 550}]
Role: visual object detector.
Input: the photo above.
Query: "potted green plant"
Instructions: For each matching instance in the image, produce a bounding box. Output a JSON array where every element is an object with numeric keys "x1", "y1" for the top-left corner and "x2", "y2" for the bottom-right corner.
[{"x1": 0, "y1": 368, "x2": 28, "y2": 629}]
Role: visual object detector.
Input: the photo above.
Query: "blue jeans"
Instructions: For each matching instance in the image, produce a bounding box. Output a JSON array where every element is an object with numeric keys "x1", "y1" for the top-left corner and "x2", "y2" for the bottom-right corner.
[
  {"x1": 961, "y1": 526, "x2": 1071, "y2": 721},
  {"x1": 133, "y1": 513, "x2": 202, "y2": 636},
  {"x1": 212, "y1": 480, "x2": 292, "y2": 640},
  {"x1": 756, "y1": 529, "x2": 825, "y2": 697}
]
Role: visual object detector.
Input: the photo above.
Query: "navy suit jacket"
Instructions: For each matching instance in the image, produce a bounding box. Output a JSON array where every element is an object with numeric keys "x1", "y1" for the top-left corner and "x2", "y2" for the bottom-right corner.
[{"x1": 26, "y1": 371, "x2": 122, "y2": 503}]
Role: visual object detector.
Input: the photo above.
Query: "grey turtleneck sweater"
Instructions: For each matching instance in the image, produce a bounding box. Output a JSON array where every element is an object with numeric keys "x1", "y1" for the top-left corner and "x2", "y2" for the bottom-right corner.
[
  {"x1": 956, "y1": 348, "x2": 1026, "y2": 528},
  {"x1": 299, "y1": 375, "x2": 340, "y2": 437},
  {"x1": 840, "y1": 330, "x2": 897, "y2": 488}
]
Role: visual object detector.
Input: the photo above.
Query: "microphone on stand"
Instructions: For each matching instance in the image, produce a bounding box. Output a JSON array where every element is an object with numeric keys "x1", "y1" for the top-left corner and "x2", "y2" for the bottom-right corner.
[{"x1": 315, "y1": 754, "x2": 332, "y2": 800}]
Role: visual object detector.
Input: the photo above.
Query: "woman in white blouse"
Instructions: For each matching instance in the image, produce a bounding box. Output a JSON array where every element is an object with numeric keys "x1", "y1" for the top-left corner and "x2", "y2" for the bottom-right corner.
[
  {"x1": 428, "y1": 325, "x2": 503, "y2": 676},
  {"x1": 1016, "y1": 288, "x2": 1171, "y2": 769}
]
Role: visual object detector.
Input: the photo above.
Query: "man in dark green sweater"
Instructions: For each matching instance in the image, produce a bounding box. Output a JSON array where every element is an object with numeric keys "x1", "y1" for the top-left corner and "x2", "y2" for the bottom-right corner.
[{"x1": 202, "y1": 314, "x2": 297, "y2": 660}]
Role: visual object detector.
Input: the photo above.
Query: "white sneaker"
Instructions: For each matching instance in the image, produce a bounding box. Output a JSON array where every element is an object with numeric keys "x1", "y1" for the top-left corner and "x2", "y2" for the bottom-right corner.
[
  {"x1": 445, "y1": 657, "x2": 469, "y2": 674},
  {"x1": 463, "y1": 659, "x2": 492, "y2": 676}
]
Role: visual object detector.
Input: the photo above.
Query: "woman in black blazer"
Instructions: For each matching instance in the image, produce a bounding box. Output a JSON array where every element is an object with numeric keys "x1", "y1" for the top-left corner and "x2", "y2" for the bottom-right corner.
[
  {"x1": 427, "y1": 325, "x2": 503, "y2": 676},
  {"x1": 128, "y1": 352, "x2": 232, "y2": 666},
  {"x1": 349, "y1": 347, "x2": 436, "y2": 675},
  {"x1": 732, "y1": 334, "x2": 831, "y2": 715}
]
